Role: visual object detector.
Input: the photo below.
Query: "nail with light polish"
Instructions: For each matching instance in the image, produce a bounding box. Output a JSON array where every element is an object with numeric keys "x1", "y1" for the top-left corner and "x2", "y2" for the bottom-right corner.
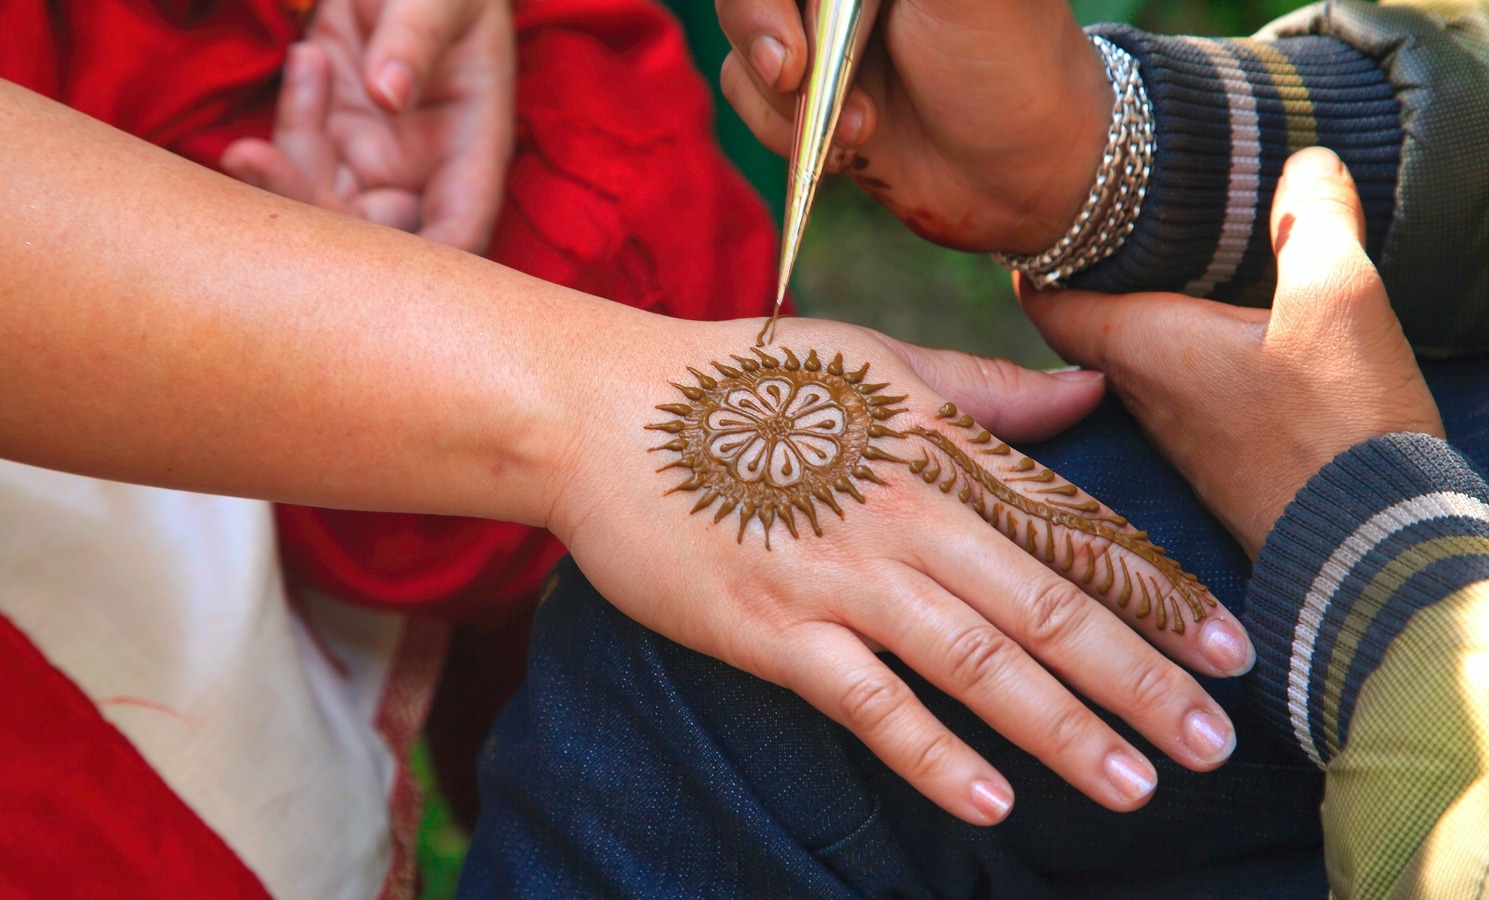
[
  {"x1": 1183, "y1": 710, "x2": 1236, "y2": 765},
  {"x1": 1104, "y1": 752, "x2": 1156, "y2": 803},
  {"x1": 970, "y1": 780, "x2": 1013, "y2": 824},
  {"x1": 1200, "y1": 618, "x2": 1255, "y2": 676}
]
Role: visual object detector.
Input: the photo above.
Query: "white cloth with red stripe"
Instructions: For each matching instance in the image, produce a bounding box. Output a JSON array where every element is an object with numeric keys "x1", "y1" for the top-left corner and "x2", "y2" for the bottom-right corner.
[{"x1": 0, "y1": 460, "x2": 419, "y2": 899}]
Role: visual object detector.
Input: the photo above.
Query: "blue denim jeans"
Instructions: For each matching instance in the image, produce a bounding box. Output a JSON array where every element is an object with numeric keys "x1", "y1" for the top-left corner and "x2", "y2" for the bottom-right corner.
[{"x1": 457, "y1": 359, "x2": 1489, "y2": 900}]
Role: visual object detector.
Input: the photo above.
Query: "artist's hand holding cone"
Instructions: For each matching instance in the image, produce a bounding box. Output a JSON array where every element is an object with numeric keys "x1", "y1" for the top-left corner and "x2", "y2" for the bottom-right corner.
[
  {"x1": 715, "y1": 0, "x2": 1112, "y2": 255},
  {"x1": 1022, "y1": 147, "x2": 1444, "y2": 558},
  {"x1": 546, "y1": 311, "x2": 1254, "y2": 827}
]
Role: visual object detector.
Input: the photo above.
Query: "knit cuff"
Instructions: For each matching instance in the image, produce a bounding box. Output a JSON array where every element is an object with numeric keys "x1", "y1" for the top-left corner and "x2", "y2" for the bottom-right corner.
[
  {"x1": 1070, "y1": 24, "x2": 1401, "y2": 304},
  {"x1": 1242, "y1": 434, "x2": 1489, "y2": 769}
]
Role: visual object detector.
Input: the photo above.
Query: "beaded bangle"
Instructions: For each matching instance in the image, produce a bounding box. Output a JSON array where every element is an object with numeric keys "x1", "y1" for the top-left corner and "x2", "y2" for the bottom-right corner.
[{"x1": 991, "y1": 35, "x2": 1155, "y2": 287}]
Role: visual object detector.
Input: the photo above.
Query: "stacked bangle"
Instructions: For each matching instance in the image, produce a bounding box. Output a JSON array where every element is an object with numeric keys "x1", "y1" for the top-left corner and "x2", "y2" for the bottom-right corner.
[{"x1": 991, "y1": 35, "x2": 1155, "y2": 286}]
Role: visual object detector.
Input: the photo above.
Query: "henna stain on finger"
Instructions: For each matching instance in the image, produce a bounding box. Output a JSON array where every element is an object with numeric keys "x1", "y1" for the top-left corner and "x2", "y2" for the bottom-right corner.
[{"x1": 648, "y1": 350, "x2": 1217, "y2": 633}]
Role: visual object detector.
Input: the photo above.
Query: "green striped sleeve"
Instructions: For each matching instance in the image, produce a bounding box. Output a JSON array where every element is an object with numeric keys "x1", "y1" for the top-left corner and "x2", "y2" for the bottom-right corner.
[{"x1": 1243, "y1": 433, "x2": 1489, "y2": 898}]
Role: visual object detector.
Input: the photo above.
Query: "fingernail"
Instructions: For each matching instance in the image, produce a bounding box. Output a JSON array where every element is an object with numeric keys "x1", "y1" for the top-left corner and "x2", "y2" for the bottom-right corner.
[
  {"x1": 1104, "y1": 752, "x2": 1156, "y2": 803},
  {"x1": 1048, "y1": 368, "x2": 1104, "y2": 383},
  {"x1": 1285, "y1": 146, "x2": 1346, "y2": 182},
  {"x1": 840, "y1": 97, "x2": 867, "y2": 145},
  {"x1": 1183, "y1": 710, "x2": 1236, "y2": 765},
  {"x1": 374, "y1": 60, "x2": 416, "y2": 113},
  {"x1": 970, "y1": 780, "x2": 1013, "y2": 823},
  {"x1": 749, "y1": 35, "x2": 787, "y2": 90},
  {"x1": 1200, "y1": 618, "x2": 1255, "y2": 676}
]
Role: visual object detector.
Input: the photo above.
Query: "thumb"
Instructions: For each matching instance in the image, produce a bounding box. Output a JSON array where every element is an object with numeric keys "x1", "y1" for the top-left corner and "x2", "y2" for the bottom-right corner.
[
  {"x1": 883, "y1": 338, "x2": 1106, "y2": 443},
  {"x1": 1268, "y1": 147, "x2": 1379, "y2": 335},
  {"x1": 364, "y1": 0, "x2": 472, "y2": 113}
]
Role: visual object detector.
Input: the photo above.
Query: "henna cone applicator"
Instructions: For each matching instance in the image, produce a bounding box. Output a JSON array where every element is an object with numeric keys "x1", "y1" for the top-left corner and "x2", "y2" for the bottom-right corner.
[{"x1": 759, "y1": 0, "x2": 881, "y2": 347}]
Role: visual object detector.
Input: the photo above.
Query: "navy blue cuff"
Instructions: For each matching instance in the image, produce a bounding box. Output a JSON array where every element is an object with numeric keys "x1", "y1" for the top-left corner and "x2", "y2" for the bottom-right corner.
[
  {"x1": 1241, "y1": 433, "x2": 1489, "y2": 768},
  {"x1": 1072, "y1": 25, "x2": 1401, "y2": 305}
]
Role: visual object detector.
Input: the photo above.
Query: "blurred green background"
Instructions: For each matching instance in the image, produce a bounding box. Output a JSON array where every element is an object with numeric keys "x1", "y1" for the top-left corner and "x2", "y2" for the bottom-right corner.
[{"x1": 416, "y1": 1, "x2": 1318, "y2": 896}]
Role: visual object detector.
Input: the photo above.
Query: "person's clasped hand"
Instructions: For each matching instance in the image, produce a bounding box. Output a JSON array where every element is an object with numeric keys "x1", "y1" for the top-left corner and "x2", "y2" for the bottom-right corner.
[
  {"x1": 715, "y1": 0, "x2": 1111, "y2": 255},
  {"x1": 1022, "y1": 147, "x2": 1445, "y2": 557},
  {"x1": 221, "y1": 0, "x2": 515, "y2": 253}
]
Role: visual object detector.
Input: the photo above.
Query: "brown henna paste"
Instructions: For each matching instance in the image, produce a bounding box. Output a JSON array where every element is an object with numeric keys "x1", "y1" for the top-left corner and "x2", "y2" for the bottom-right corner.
[{"x1": 647, "y1": 350, "x2": 1215, "y2": 633}]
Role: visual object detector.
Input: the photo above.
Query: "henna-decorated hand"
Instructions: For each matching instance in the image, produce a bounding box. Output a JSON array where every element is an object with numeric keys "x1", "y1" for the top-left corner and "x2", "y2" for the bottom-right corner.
[
  {"x1": 714, "y1": 0, "x2": 1112, "y2": 253},
  {"x1": 543, "y1": 314, "x2": 1255, "y2": 826},
  {"x1": 1022, "y1": 148, "x2": 1445, "y2": 558},
  {"x1": 220, "y1": 0, "x2": 514, "y2": 253}
]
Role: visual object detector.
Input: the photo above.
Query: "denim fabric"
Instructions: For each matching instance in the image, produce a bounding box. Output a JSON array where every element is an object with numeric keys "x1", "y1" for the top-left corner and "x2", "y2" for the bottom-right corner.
[{"x1": 458, "y1": 358, "x2": 1489, "y2": 900}]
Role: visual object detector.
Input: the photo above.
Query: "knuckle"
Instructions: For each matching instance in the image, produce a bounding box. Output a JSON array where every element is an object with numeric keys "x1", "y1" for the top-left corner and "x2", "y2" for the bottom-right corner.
[
  {"x1": 943, "y1": 625, "x2": 1019, "y2": 693},
  {"x1": 904, "y1": 730, "x2": 961, "y2": 783},
  {"x1": 838, "y1": 673, "x2": 911, "y2": 734},
  {"x1": 1042, "y1": 703, "x2": 1095, "y2": 760},
  {"x1": 1122, "y1": 659, "x2": 1187, "y2": 722},
  {"x1": 1019, "y1": 581, "x2": 1090, "y2": 650}
]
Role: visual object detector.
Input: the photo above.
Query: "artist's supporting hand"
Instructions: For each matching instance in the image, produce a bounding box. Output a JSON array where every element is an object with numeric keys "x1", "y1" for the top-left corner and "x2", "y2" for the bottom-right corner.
[
  {"x1": 220, "y1": 0, "x2": 515, "y2": 252},
  {"x1": 548, "y1": 313, "x2": 1254, "y2": 826},
  {"x1": 714, "y1": 0, "x2": 1110, "y2": 254},
  {"x1": 1023, "y1": 148, "x2": 1445, "y2": 558}
]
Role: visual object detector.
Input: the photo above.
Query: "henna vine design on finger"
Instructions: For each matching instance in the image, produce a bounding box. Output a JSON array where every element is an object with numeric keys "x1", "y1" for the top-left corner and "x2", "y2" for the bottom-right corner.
[{"x1": 647, "y1": 349, "x2": 1217, "y2": 634}]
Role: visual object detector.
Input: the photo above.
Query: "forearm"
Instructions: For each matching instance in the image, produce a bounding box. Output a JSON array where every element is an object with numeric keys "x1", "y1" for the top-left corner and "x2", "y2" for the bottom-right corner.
[
  {"x1": 1242, "y1": 433, "x2": 1489, "y2": 897},
  {"x1": 0, "y1": 78, "x2": 614, "y2": 525}
]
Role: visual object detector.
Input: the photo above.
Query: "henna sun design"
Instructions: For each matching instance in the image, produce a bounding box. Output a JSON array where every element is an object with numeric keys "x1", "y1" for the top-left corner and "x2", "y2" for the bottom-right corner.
[{"x1": 647, "y1": 348, "x2": 1217, "y2": 634}]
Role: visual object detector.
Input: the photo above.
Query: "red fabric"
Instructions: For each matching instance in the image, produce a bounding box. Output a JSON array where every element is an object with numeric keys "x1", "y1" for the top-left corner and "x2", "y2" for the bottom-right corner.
[
  {"x1": 0, "y1": 614, "x2": 272, "y2": 898},
  {"x1": 275, "y1": 0, "x2": 788, "y2": 624},
  {"x1": 0, "y1": 0, "x2": 298, "y2": 168}
]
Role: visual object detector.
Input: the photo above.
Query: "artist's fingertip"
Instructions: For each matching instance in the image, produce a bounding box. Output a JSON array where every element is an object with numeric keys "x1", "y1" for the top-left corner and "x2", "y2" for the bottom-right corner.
[
  {"x1": 372, "y1": 59, "x2": 416, "y2": 113},
  {"x1": 839, "y1": 95, "x2": 869, "y2": 145},
  {"x1": 749, "y1": 34, "x2": 787, "y2": 91}
]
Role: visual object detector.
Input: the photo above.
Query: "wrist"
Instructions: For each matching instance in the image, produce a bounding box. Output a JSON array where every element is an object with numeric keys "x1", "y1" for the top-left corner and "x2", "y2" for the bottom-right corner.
[{"x1": 993, "y1": 34, "x2": 1114, "y2": 255}]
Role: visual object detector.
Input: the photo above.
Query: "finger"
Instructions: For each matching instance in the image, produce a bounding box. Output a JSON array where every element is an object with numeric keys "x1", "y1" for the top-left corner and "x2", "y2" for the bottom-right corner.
[
  {"x1": 851, "y1": 573, "x2": 1161, "y2": 811},
  {"x1": 883, "y1": 339, "x2": 1105, "y2": 442},
  {"x1": 715, "y1": 0, "x2": 809, "y2": 94},
  {"x1": 409, "y1": 7, "x2": 511, "y2": 253},
  {"x1": 1268, "y1": 147, "x2": 1380, "y2": 337},
  {"x1": 720, "y1": 51, "x2": 796, "y2": 157},
  {"x1": 777, "y1": 622, "x2": 1016, "y2": 825},
  {"x1": 272, "y1": 42, "x2": 339, "y2": 190},
  {"x1": 219, "y1": 139, "x2": 316, "y2": 202},
  {"x1": 353, "y1": 187, "x2": 422, "y2": 232},
  {"x1": 363, "y1": 0, "x2": 479, "y2": 113},
  {"x1": 919, "y1": 517, "x2": 1241, "y2": 769}
]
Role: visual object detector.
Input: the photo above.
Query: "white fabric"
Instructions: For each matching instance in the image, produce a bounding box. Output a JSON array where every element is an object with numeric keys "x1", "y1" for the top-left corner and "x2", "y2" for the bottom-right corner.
[{"x1": 0, "y1": 461, "x2": 402, "y2": 900}]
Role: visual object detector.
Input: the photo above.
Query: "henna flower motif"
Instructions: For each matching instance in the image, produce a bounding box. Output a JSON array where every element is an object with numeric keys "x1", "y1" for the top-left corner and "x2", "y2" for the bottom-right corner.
[
  {"x1": 645, "y1": 347, "x2": 893, "y2": 549},
  {"x1": 704, "y1": 377, "x2": 846, "y2": 487}
]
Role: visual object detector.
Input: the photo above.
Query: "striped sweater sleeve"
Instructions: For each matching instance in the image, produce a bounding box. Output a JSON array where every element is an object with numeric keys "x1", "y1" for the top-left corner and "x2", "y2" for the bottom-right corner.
[
  {"x1": 1242, "y1": 433, "x2": 1489, "y2": 898},
  {"x1": 1070, "y1": 23, "x2": 1402, "y2": 308}
]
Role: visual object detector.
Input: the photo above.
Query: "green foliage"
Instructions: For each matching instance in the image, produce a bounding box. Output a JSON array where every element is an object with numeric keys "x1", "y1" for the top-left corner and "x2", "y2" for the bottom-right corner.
[{"x1": 413, "y1": 739, "x2": 470, "y2": 900}]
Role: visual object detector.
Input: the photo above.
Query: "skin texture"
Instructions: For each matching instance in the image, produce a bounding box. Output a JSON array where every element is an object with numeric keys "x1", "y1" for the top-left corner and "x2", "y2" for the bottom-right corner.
[
  {"x1": 219, "y1": 0, "x2": 515, "y2": 253},
  {"x1": 1022, "y1": 148, "x2": 1445, "y2": 558},
  {"x1": 0, "y1": 80, "x2": 1251, "y2": 827},
  {"x1": 714, "y1": 0, "x2": 1112, "y2": 253}
]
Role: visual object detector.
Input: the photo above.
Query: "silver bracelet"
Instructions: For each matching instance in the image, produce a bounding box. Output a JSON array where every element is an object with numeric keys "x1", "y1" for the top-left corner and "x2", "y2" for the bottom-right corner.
[{"x1": 991, "y1": 35, "x2": 1155, "y2": 287}]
